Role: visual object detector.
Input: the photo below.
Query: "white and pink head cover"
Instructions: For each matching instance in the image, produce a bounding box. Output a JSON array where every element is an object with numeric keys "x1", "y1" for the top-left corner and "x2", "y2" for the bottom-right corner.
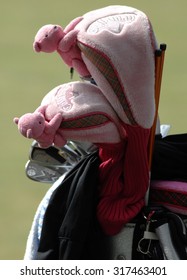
[{"x1": 75, "y1": 5, "x2": 157, "y2": 129}]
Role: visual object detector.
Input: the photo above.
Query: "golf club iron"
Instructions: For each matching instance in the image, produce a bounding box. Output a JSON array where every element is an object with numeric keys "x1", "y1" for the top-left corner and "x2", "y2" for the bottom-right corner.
[{"x1": 25, "y1": 141, "x2": 97, "y2": 184}]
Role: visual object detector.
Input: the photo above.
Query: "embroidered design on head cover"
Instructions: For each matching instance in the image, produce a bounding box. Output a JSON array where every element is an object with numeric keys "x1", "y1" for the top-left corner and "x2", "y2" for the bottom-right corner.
[{"x1": 87, "y1": 13, "x2": 137, "y2": 34}]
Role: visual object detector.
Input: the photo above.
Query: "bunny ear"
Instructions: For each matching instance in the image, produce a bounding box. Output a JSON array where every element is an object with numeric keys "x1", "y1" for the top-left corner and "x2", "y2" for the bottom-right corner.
[{"x1": 13, "y1": 117, "x2": 19, "y2": 124}]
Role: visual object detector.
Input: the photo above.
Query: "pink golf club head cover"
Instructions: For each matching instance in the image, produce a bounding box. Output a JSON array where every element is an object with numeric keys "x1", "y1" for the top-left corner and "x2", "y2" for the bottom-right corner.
[
  {"x1": 75, "y1": 5, "x2": 157, "y2": 129},
  {"x1": 40, "y1": 81, "x2": 122, "y2": 145}
]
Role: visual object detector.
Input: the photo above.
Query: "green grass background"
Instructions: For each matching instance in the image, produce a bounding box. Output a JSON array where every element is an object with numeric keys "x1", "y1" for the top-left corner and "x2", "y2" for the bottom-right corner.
[{"x1": 1, "y1": 0, "x2": 187, "y2": 259}]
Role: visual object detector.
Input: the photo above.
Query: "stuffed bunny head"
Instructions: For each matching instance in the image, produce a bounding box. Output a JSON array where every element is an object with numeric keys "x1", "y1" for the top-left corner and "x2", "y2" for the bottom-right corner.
[
  {"x1": 33, "y1": 24, "x2": 65, "y2": 53},
  {"x1": 14, "y1": 112, "x2": 45, "y2": 138}
]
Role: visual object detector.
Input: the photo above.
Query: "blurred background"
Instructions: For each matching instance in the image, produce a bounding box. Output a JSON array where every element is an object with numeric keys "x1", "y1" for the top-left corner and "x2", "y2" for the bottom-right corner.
[{"x1": 1, "y1": 0, "x2": 187, "y2": 259}]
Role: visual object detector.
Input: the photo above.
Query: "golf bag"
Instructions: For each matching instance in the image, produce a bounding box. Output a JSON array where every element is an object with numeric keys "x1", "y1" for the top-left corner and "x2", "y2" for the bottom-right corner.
[
  {"x1": 24, "y1": 132, "x2": 187, "y2": 260},
  {"x1": 23, "y1": 6, "x2": 187, "y2": 259}
]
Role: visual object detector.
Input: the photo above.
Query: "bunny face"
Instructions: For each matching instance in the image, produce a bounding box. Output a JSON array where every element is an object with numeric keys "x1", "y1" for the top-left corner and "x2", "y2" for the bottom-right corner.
[{"x1": 33, "y1": 24, "x2": 64, "y2": 53}]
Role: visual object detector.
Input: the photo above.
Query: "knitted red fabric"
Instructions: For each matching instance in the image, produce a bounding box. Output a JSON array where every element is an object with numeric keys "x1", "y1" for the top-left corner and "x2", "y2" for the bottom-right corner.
[{"x1": 97, "y1": 124, "x2": 150, "y2": 235}]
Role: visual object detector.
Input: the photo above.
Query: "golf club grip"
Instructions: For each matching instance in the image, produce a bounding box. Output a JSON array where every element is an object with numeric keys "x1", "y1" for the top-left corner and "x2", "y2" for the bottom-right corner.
[{"x1": 148, "y1": 44, "x2": 167, "y2": 169}]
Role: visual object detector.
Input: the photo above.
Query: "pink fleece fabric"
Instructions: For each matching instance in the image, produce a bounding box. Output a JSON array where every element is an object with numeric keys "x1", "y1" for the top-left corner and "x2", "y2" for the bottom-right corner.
[{"x1": 75, "y1": 5, "x2": 157, "y2": 129}]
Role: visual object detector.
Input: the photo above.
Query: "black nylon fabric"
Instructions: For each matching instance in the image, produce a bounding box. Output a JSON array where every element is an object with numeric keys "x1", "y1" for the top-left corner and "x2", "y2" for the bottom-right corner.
[
  {"x1": 36, "y1": 151, "x2": 104, "y2": 260},
  {"x1": 151, "y1": 133, "x2": 187, "y2": 181}
]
